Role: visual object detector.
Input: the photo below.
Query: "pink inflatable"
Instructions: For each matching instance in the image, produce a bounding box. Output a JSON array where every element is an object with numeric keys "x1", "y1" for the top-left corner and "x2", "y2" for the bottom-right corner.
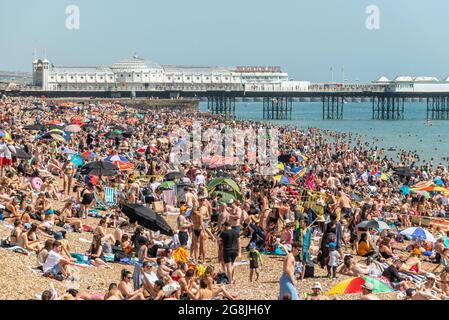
[{"x1": 31, "y1": 177, "x2": 43, "y2": 190}]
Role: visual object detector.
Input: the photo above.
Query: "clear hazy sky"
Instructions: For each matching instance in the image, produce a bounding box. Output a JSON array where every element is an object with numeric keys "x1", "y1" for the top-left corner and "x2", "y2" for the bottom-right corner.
[{"x1": 1, "y1": 0, "x2": 448, "y2": 82}]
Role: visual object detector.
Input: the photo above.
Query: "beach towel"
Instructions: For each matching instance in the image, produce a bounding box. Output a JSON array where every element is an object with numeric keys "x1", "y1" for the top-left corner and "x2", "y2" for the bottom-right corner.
[{"x1": 279, "y1": 272, "x2": 299, "y2": 300}]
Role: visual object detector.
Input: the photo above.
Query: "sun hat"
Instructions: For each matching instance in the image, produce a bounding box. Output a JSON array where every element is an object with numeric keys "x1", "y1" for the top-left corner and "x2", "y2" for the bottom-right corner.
[
  {"x1": 361, "y1": 282, "x2": 374, "y2": 291},
  {"x1": 312, "y1": 282, "x2": 322, "y2": 290},
  {"x1": 317, "y1": 215, "x2": 326, "y2": 222},
  {"x1": 426, "y1": 273, "x2": 436, "y2": 280}
]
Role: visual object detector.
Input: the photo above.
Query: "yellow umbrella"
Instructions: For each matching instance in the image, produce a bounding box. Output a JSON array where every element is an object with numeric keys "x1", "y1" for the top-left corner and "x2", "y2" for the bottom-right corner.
[{"x1": 50, "y1": 134, "x2": 65, "y2": 142}]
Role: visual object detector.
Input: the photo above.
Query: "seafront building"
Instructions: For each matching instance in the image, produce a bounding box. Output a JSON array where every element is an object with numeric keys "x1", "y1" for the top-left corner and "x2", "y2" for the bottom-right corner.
[{"x1": 32, "y1": 55, "x2": 310, "y2": 92}]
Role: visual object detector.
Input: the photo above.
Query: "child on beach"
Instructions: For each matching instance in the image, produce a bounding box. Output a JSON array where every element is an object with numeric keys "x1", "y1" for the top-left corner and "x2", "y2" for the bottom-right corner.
[
  {"x1": 327, "y1": 242, "x2": 340, "y2": 279},
  {"x1": 248, "y1": 242, "x2": 263, "y2": 282}
]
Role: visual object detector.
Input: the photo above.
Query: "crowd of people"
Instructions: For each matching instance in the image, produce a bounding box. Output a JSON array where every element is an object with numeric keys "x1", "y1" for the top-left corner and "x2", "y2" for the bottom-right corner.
[{"x1": 0, "y1": 94, "x2": 448, "y2": 301}]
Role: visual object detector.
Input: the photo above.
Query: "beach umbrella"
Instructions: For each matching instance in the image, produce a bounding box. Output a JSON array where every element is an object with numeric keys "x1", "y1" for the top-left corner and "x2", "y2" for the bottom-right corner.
[
  {"x1": 275, "y1": 175, "x2": 296, "y2": 185},
  {"x1": 159, "y1": 181, "x2": 176, "y2": 190},
  {"x1": 62, "y1": 147, "x2": 76, "y2": 155},
  {"x1": 85, "y1": 174, "x2": 99, "y2": 186},
  {"x1": 70, "y1": 154, "x2": 84, "y2": 168},
  {"x1": 12, "y1": 147, "x2": 31, "y2": 159},
  {"x1": 411, "y1": 190, "x2": 430, "y2": 199},
  {"x1": 23, "y1": 124, "x2": 44, "y2": 131},
  {"x1": 104, "y1": 155, "x2": 129, "y2": 162},
  {"x1": 393, "y1": 167, "x2": 415, "y2": 177},
  {"x1": 49, "y1": 134, "x2": 65, "y2": 142},
  {"x1": 112, "y1": 161, "x2": 134, "y2": 171},
  {"x1": 278, "y1": 154, "x2": 292, "y2": 163},
  {"x1": 48, "y1": 120, "x2": 62, "y2": 125},
  {"x1": 327, "y1": 276, "x2": 393, "y2": 296},
  {"x1": 400, "y1": 227, "x2": 436, "y2": 242},
  {"x1": 111, "y1": 125, "x2": 126, "y2": 131},
  {"x1": 65, "y1": 124, "x2": 82, "y2": 133},
  {"x1": 105, "y1": 132, "x2": 123, "y2": 140},
  {"x1": 164, "y1": 171, "x2": 184, "y2": 181},
  {"x1": 120, "y1": 204, "x2": 173, "y2": 236},
  {"x1": 80, "y1": 161, "x2": 119, "y2": 176},
  {"x1": 112, "y1": 129, "x2": 123, "y2": 135},
  {"x1": 80, "y1": 151, "x2": 97, "y2": 159},
  {"x1": 400, "y1": 185, "x2": 410, "y2": 195},
  {"x1": 122, "y1": 132, "x2": 133, "y2": 138},
  {"x1": 137, "y1": 145, "x2": 157, "y2": 154},
  {"x1": 70, "y1": 116, "x2": 83, "y2": 123},
  {"x1": 49, "y1": 128, "x2": 65, "y2": 135},
  {"x1": 358, "y1": 220, "x2": 391, "y2": 230}
]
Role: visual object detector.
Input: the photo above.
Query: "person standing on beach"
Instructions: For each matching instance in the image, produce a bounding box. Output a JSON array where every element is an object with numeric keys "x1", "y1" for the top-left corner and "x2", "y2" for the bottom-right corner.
[
  {"x1": 279, "y1": 242, "x2": 300, "y2": 300},
  {"x1": 220, "y1": 222, "x2": 239, "y2": 284},
  {"x1": 191, "y1": 206, "x2": 205, "y2": 262}
]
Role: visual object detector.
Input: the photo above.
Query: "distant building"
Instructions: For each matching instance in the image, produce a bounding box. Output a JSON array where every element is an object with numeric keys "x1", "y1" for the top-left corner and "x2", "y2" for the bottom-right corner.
[
  {"x1": 32, "y1": 55, "x2": 309, "y2": 92},
  {"x1": 373, "y1": 75, "x2": 449, "y2": 92}
]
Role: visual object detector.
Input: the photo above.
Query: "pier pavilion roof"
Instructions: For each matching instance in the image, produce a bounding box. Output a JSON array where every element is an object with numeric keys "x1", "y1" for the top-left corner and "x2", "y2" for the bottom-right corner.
[
  {"x1": 111, "y1": 56, "x2": 163, "y2": 73},
  {"x1": 162, "y1": 65, "x2": 232, "y2": 74}
]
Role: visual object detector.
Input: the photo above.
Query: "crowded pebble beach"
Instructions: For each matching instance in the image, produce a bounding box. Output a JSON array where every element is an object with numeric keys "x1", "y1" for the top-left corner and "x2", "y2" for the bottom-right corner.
[{"x1": 0, "y1": 95, "x2": 448, "y2": 300}]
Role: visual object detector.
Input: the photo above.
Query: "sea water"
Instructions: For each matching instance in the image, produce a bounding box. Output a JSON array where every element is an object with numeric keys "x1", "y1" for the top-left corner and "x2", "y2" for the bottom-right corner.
[{"x1": 200, "y1": 102, "x2": 449, "y2": 165}]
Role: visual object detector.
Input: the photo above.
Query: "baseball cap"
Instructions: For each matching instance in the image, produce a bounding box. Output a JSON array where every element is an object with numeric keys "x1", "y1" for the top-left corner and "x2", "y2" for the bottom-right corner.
[
  {"x1": 23, "y1": 223, "x2": 31, "y2": 230},
  {"x1": 54, "y1": 232, "x2": 63, "y2": 241}
]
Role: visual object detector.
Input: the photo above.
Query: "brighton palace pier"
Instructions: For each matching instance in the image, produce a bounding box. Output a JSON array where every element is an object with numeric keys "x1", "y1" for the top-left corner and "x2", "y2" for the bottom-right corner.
[{"x1": 32, "y1": 55, "x2": 309, "y2": 93}]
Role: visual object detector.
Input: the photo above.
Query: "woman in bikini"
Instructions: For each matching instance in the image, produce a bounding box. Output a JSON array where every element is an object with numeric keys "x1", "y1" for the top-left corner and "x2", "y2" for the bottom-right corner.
[
  {"x1": 58, "y1": 201, "x2": 83, "y2": 232},
  {"x1": 118, "y1": 269, "x2": 146, "y2": 300},
  {"x1": 88, "y1": 234, "x2": 113, "y2": 269},
  {"x1": 62, "y1": 160, "x2": 75, "y2": 197}
]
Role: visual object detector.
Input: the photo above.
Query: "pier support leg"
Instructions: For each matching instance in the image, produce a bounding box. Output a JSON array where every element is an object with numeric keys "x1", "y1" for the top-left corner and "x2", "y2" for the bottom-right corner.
[
  {"x1": 427, "y1": 96, "x2": 449, "y2": 120},
  {"x1": 373, "y1": 96, "x2": 404, "y2": 120},
  {"x1": 322, "y1": 96, "x2": 344, "y2": 120},
  {"x1": 263, "y1": 97, "x2": 292, "y2": 120},
  {"x1": 208, "y1": 96, "x2": 236, "y2": 119}
]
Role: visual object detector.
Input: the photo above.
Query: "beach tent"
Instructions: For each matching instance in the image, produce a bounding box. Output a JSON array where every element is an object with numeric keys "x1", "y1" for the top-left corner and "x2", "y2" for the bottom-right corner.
[{"x1": 207, "y1": 177, "x2": 242, "y2": 200}]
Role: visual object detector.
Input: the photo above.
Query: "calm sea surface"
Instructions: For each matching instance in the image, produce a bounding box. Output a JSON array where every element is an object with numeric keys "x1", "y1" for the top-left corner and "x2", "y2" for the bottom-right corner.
[{"x1": 199, "y1": 102, "x2": 449, "y2": 165}]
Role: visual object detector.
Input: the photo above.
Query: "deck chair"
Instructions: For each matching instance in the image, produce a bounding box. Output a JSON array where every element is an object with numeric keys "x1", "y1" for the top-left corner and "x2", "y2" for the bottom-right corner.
[
  {"x1": 432, "y1": 255, "x2": 449, "y2": 273},
  {"x1": 411, "y1": 216, "x2": 421, "y2": 226},
  {"x1": 94, "y1": 192, "x2": 107, "y2": 211},
  {"x1": 104, "y1": 187, "x2": 117, "y2": 208}
]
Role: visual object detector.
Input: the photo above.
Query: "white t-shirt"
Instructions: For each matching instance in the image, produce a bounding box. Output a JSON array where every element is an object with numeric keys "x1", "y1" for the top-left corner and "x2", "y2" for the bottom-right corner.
[
  {"x1": 142, "y1": 271, "x2": 158, "y2": 285},
  {"x1": 328, "y1": 250, "x2": 341, "y2": 267},
  {"x1": 195, "y1": 174, "x2": 206, "y2": 186},
  {"x1": 43, "y1": 250, "x2": 62, "y2": 273}
]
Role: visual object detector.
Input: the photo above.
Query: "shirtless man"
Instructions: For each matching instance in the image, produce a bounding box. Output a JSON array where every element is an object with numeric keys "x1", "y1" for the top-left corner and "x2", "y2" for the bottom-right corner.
[
  {"x1": 199, "y1": 197, "x2": 216, "y2": 241},
  {"x1": 405, "y1": 288, "x2": 441, "y2": 300},
  {"x1": 339, "y1": 255, "x2": 370, "y2": 276},
  {"x1": 279, "y1": 242, "x2": 300, "y2": 300},
  {"x1": 229, "y1": 200, "x2": 242, "y2": 258},
  {"x1": 337, "y1": 189, "x2": 352, "y2": 218},
  {"x1": 184, "y1": 187, "x2": 198, "y2": 209},
  {"x1": 177, "y1": 209, "x2": 192, "y2": 247},
  {"x1": 190, "y1": 207, "x2": 205, "y2": 262}
]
